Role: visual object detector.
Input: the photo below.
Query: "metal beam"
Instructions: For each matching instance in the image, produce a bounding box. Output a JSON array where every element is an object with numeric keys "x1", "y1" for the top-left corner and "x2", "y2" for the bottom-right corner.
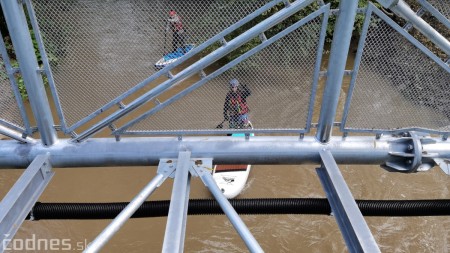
[
  {"x1": 0, "y1": 0, "x2": 57, "y2": 146},
  {"x1": 317, "y1": 149, "x2": 380, "y2": 253},
  {"x1": 83, "y1": 171, "x2": 171, "y2": 253},
  {"x1": 162, "y1": 151, "x2": 192, "y2": 253},
  {"x1": 24, "y1": 0, "x2": 68, "y2": 133},
  {"x1": 315, "y1": 0, "x2": 358, "y2": 143},
  {"x1": 1, "y1": 135, "x2": 450, "y2": 168},
  {"x1": 0, "y1": 124, "x2": 36, "y2": 144},
  {"x1": 191, "y1": 159, "x2": 264, "y2": 253},
  {"x1": 0, "y1": 136, "x2": 389, "y2": 167},
  {"x1": 0, "y1": 154, "x2": 54, "y2": 252},
  {"x1": 390, "y1": 0, "x2": 450, "y2": 55},
  {"x1": 417, "y1": 0, "x2": 450, "y2": 30},
  {"x1": 0, "y1": 30, "x2": 31, "y2": 135}
]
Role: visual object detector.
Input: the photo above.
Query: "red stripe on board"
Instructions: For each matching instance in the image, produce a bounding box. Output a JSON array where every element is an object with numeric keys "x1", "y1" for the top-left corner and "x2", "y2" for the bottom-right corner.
[{"x1": 215, "y1": 164, "x2": 247, "y2": 172}]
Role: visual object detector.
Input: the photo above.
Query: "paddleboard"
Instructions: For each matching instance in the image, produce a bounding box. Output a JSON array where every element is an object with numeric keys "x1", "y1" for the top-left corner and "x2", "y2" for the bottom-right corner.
[
  {"x1": 154, "y1": 44, "x2": 195, "y2": 69},
  {"x1": 212, "y1": 133, "x2": 253, "y2": 199}
]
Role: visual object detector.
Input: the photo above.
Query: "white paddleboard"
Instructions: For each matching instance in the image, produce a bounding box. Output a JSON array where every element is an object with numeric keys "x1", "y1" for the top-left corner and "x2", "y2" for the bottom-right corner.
[{"x1": 212, "y1": 133, "x2": 253, "y2": 199}]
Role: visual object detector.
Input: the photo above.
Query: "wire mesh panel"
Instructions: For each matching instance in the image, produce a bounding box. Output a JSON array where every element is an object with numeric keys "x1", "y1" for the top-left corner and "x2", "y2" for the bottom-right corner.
[
  {"x1": 0, "y1": 61, "x2": 26, "y2": 132},
  {"x1": 125, "y1": 14, "x2": 325, "y2": 134},
  {"x1": 31, "y1": 0, "x2": 273, "y2": 131},
  {"x1": 426, "y1": 0, "x2": 449, "y2": 19},
  {"x1": 342, "y1": 5, "x2": 450, "y2": 134}
]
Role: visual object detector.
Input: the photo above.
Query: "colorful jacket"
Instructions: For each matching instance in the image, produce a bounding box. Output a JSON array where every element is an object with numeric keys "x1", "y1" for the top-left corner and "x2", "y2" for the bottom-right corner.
[
  {"x1": 168, "y1": 14, "x2": 184, "y2": 33},
  {"x1": 223, "y1": 84, "x2": 251, "y2": 117}
]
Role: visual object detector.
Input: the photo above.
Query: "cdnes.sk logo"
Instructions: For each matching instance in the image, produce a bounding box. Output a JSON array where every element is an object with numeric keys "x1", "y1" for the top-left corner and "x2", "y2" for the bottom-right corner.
[{"x1": 2, "y1": 233, "x2": 89, "y2": 251}]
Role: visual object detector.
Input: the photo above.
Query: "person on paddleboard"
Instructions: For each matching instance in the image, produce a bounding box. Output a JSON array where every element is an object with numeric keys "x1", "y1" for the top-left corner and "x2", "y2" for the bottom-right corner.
[
  {"x1": 223, "y1": 78, "x2": 252, "y2": 129},
  {"x1": 166, "y1": 10, "x2": 185, "y2": 53}
]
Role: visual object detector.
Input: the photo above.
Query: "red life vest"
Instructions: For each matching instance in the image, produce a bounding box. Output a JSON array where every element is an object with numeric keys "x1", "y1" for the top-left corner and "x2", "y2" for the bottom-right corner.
[
  {"x1": 229, "y1": 93, "x2": 249, "y2": 115},
  {"x1": 171, "y1": 15, "x2": 183, "y2": 32}
]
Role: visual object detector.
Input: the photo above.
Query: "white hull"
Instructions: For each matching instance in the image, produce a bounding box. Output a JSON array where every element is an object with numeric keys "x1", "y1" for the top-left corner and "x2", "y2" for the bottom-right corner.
[{"x1": 212, "y1": 164, "x2": 251, "y2": 199}]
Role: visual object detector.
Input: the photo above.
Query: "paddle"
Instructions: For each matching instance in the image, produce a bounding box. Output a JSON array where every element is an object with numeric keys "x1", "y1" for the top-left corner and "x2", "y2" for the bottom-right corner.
[
  {"x1": 163, "y1": 21, "x2": 168, "y2": 55},
  {"x1": 216, "y1": 119, "x2": 226, "y2": 129}
]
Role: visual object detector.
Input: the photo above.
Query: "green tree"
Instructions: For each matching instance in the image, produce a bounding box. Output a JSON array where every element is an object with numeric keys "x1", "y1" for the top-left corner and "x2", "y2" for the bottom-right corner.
[{"x1": 203, "y1": 0, "x2": 381, "y2": 64}]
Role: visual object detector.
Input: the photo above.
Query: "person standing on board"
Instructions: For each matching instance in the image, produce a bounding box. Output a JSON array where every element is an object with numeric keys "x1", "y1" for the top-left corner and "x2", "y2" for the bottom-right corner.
[
  {"x1": 166, "y1": 10, "x2": 185, "y2": 53},
  {"x1": 223, "y1": 78, "x2": 252, "y2": 129}
]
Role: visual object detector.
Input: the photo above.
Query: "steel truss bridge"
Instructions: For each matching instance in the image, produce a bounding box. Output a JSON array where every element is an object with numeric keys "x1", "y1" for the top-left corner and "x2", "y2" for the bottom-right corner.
[{"x1": 0, "y1": 0, "x2": 449, "y2": 252}]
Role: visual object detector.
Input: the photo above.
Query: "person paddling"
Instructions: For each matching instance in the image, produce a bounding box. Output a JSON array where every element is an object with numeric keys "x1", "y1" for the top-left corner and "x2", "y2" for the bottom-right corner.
[
  {"x1": 166, "y1": 10, "x2": 185, "y2": 53},
  {"x1": 223, "y1": 78, "x2": 252, "y2": 129}
]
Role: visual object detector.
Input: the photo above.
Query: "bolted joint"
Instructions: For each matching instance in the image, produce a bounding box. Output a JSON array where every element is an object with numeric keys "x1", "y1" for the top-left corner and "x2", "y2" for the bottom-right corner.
[{"x1": 382, "y1": 131, "x2": 433, "y2": 173}]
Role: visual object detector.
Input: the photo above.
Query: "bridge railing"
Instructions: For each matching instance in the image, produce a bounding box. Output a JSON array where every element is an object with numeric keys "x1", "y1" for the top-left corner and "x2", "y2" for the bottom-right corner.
[{"x1": 341, "y1": 2, "x2": 450, "y2": 136}]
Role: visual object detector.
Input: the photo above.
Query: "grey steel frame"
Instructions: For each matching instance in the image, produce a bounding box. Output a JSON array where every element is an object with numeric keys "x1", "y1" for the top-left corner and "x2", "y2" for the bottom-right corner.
[
  {"x1": 162, "y1": 151, "x2": 192, "y2": 253},
  {"x1": 85, "y1": 154, "x2": 263, "y2": 253},
  {"x1": 24, "y1": 0, "x2": 68, "y2": 133},
  {"x1": 191, "y1": 157, "x2": 264, "y2": 253},
  {"x1": 20, "y1": 0, "x2": 449, "y2": 138},
  {"x1": 0, "y1": 119, "x2": 25, "y2": 137},
  {"x1": 1, "y1": 1, "x2": 450, "y2": 252},
  {"x1": 84, "y1": 170, "x2": 172, "y2": 253},
  {"x1": 0, "y1": 31, "x2": 31, "y2": 136},
  {"x1": 73, "y1": 0, "x2": 318, "y2": 142},
  {"x1": 341, "y1": 3, "x2": 450, "y2": 136},
  {"x1": 315, "y1": 0, "x2": 358, "y2": 143},
  {"x1": 0, "y1": 124, "x2": 36, "y2": 144},
  {"x1": 317, "y1": 150, "x2": 380, "y2": 253},
  {"x1": 116, "y1": 4, "x2": 330, "y2": 136},
  {"x1": 2, "y1": 135, "x2": 450, "y2": 168},
  {"x1": 0, "y1": 154, "x2": 54, "y2": 252},
  {"x1": 58, "y1": 0, "x2": 286, "y2": 134},
  {"x1": 0, "y1": 0, "x2": 57, "y2": 146},
  {"x1": 389, "y1": 0, "x2": 450, "y2": 56},
  {"x1": 417, "y1": 0, "x2": 450, "y2": 30}
]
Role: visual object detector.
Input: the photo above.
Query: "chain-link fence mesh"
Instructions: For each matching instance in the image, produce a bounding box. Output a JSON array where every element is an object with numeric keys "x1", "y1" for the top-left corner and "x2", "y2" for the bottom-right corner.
[
  {"x1": 0, "y1": 61, "x2": 25, "y2": 131},
  {"x1": 126, "y1": 15, "x2": 324, "y2": 133},
  {"x1": 343, "y1": 11, "x2": 450, "y2": 133},
  {"x1": 426, "y1": 0, "x2": 449, "y2": 19},
  {"x1": 404, "y1": 0, "x2": 449, "y2": 61},
  {"x1": 31, "y1": 0, "x2": 274, "y2": 129},
  {"x1": 28, "y1": 0, "x2": 448, "y2": 136}
]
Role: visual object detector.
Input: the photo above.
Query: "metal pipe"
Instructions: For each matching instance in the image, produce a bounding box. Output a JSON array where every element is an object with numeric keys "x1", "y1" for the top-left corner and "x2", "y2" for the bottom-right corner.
[
  {"x1": 197, "y1": 166, "x2": 264, "y2": 252},
  {"x1": 315, "y1": 0, "x2": 358, "y2": 143},
  {"x1": 4, "y1": 135, "x2": 450, "y2": 168},
  {"x1": 0, "y1": 0, "x2": 57, "y2": 146},
  {"x1": 83, "y1": 173, "x2": 166, "y2": 253},
  {"x1": 391, "y1": 0, "x2": 450, "y2": 56},
  {"x1": 0, "y1": 125, "x2": 36, "y2": 144},
  {"x1": 24, "y1": 0, "x2": 68, "y2": 132},
  {"x1": 73, "y1": 0, "x2": 316, "y2": 142},
  {"x1": 0, "y1": 30, "x2": 32, "y2": 134},
  {"x1": 162, "y1": 152, "x2": 191, "y2": 253},
  {"x1": 417, "y1": 0, "x2": 450, "y2": 30}
]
